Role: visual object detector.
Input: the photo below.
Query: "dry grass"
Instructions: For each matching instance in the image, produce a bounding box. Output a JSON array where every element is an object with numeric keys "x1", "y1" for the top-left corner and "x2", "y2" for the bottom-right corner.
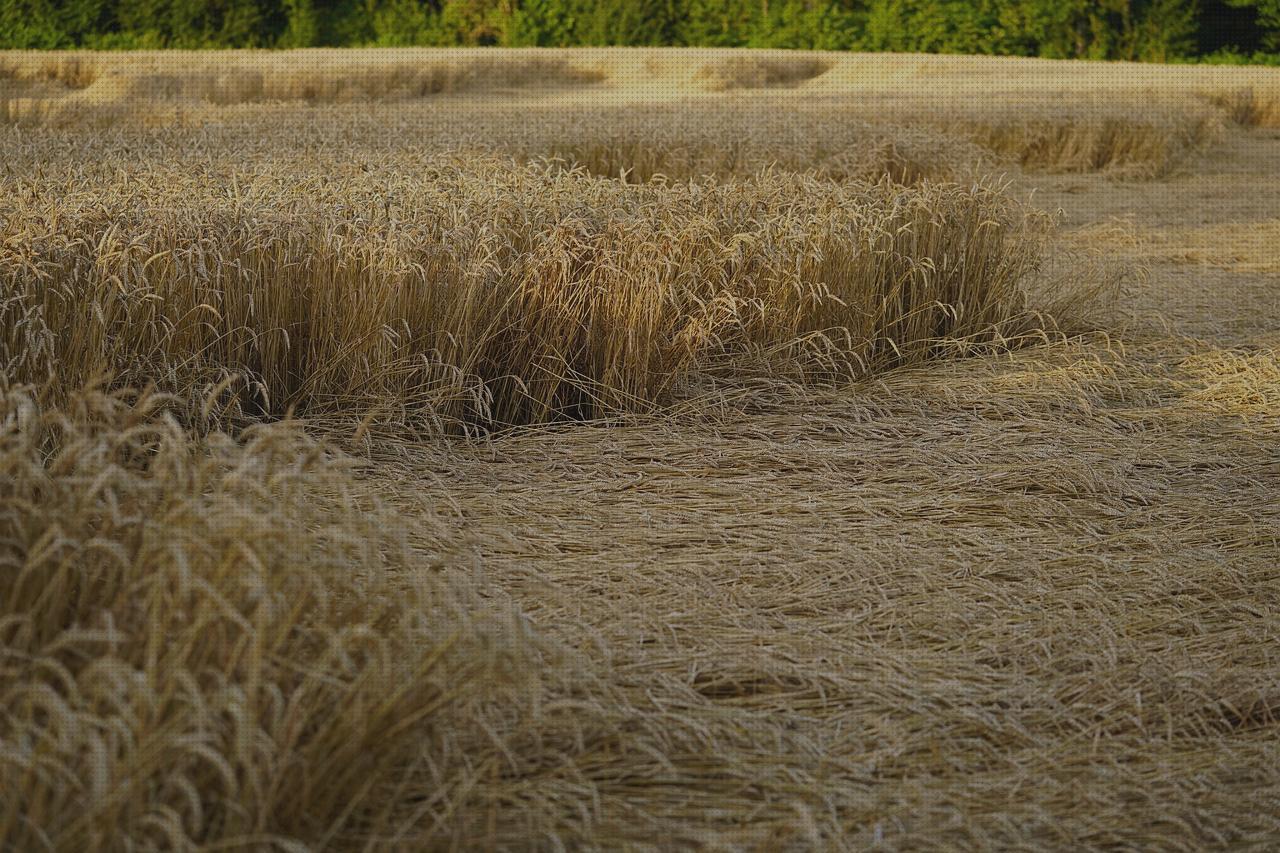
[
  {"x1": 1203, "y1": 86, "x2": 1280, "y2": 128},
  {"x1": 0, "y1": 383, "x2": 553, "y2": 849},
  {"x1": 3, "y1": 48, "x2": 1277, "y2": 103},
  {"x1": 3, "y1": 48, "x2": 1270, "y2": 179},
  {"x1": 1, "y1": 144, "x2": 1064, "y2": 431},
  {"x1": 0, "y1": 48, "x2": 828, "y2": 126},
  {"x1": 0, "y1": 89, "x2": 990, "y2": 188},
  {"x1": 366, "y1": 336, "x2": 1280, "y2": 849},
  {"x1": 7, "y1": 355, "x2": 1275, "y2": 850},
  {"x1": 948, "y1": 106, "x2": 1222, "y2": 178},
  {"x1": 0, "y1": 49, "x2": 603, "y2": 101},
  {"x1": 2, "y1": 47, "x2": 1279, "y2": 851},
  {"x1": 524, "y1": 103, "x2": 987, "y2": 185}
]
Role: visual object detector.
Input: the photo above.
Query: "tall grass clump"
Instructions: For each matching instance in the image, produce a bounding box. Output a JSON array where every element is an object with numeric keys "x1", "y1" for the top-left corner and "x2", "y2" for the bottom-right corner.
[
  {"x1": 0, "y1": 49, "x2": 834, "y2": 108},
  {"x1": 523, "y1": 104, "x2": 981, "y2": 186},
  {"x1": 1, "y1": 156, "x2": 1056, "y2": 432},
  {"x1": 0, "y1": 383, "x2": 541, "y2": 849},
  {"x1": 0, "y1": 50, "x2": 606, "y2": 102},
  {"x1": 939, "y1": 102, "x2": 1223, "y2": 178},
  {"x1": 1203, "y1": 86, "x2": 1280, "y2": 127}
]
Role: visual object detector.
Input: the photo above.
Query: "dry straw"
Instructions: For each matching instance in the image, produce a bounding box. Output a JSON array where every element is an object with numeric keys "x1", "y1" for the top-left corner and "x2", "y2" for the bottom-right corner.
[
  {"x1": 2, "y1": 47, "x2": 1277, "y2": 851},
  {"x1": 3, "y1": 48, "x2": 1271, "y2": 177},
  {"x1": 2, "y1": 153, "x2": 1064, "y2": 432},
  {"x1": 0, "y1": 383, "x2": 549, "y2": 849}
]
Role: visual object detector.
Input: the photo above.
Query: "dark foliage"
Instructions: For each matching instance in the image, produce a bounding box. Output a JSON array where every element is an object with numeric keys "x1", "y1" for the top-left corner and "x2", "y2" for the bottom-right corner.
[{"x1": 0, "y1": 0, "x2": 1275, "y2": 61}]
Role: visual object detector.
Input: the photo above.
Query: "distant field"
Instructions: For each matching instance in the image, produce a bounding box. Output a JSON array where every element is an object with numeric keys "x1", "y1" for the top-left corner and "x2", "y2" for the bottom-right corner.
[
  {"x1": 4, "y1": 47, "x2": 1280, "y2": 98},
  {"x1": 2, "y1": 49, "x2": 1279, "y2": 850}
]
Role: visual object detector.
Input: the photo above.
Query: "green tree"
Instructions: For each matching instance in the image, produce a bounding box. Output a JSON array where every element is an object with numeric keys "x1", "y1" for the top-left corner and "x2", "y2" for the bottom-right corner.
[
  {"x1": 506, "y1": 0, "x2": 575, "y2": 45},
  {"x1": 1224, "y1": 0, "x2": 1280, "y2": 48},
  {"x1": 372, "y1": 0, "x2": 431, "y2": 43},
  {"x1": 573, "y1": 0, "x2": 679, "y2": 45},
  {"x1": 745, "y1": 1, "x2": 866, "y2": 50},
  {"x1": 105, "y1": 0, "x2": 267, "y2": 47},
  {"x1": 0, "y1": 0, "x2": 1270, "y2": 60},
  {"x1": 0, "y1": 0, "x2": 104, "y2": 47},
  {"x1": 308, "y1": 0, "x2": 376, "y2": 45},
  {"x1": 864, "y1": 0, "x2": 1008, "y2": 54},
  {"x1": 678, "y1": 0, "x2": 758, "y2": 46},
  {"x1": 279, "y1": 0, "x2": 319, "y2": 45},
  {"x1": 426, "y1": 0, "x2": 508, "y2": 45},
  {"x1": 998, "y1": 0, "x2": 1199, "y2": 60}
]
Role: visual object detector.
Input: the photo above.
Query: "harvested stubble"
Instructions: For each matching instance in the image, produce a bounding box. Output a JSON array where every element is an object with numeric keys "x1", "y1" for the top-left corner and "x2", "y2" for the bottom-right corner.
[{"x1": 1, "y1": 153, "x2": 1056, "y2": 432}]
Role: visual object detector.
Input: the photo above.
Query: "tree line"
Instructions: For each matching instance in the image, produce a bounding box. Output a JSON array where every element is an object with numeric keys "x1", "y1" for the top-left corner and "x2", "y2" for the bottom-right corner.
[{"x1": 2, "y1": 0, "x2": 1277, "y2": 63}]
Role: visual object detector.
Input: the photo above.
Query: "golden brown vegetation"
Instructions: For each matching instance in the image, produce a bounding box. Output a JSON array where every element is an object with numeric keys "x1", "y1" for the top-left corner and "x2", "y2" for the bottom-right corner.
[
  {"x1": 525, "y1": 105, "x2": 987, "y2": 185},
  {"x1": 2, "y1": 48, "x2": 1279, "y2": 850},
  {"x1": 1203, "y1": 85, "x2": 1280, "y2": 128},
  {"x1": 4, "y1": 48, "x2": 1275, "y2": 176},
  {"x1": 372, "y1": 336, "x2": 1280, "y2": 849},
  {"x1": 940, "y1": 103, "x2": 1223, "y2": 178},
  {"x1": 0, "y1": 384, "x2": 549, "y2": 849},
  {"x1": 2, "y1": 141, "x2": 1067, "y2": 431}
]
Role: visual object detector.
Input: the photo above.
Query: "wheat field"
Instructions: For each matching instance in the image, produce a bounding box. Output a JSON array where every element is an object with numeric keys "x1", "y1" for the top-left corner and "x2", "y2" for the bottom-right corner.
[{"x1": 2, "y1": 49, "x2": 1279, "y2": 850}]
